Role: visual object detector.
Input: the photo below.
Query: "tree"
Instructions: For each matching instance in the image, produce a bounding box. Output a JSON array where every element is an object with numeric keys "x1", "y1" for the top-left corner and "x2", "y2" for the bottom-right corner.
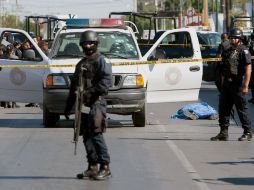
[{"x1": 0, "y1": 14, "x2": 24, "y2": 29}]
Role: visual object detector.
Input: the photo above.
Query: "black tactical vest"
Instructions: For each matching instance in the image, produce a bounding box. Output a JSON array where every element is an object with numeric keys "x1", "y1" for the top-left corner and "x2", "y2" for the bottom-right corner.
[
  {"x1": 77, "y1": 53, "x2": 102, "y2": 90},
  {"x1": 221, "y1": 45, "x2": 245, "y2": 78}
]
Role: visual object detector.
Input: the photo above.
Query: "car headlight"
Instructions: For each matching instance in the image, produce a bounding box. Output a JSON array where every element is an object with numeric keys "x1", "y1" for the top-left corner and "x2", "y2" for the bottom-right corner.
[
  {"x1": 46, "y1": 74, "x2": 67, "y2": 87},
  {"x1": 123, "y1": 74, "x2": 144, "y2": 87}
]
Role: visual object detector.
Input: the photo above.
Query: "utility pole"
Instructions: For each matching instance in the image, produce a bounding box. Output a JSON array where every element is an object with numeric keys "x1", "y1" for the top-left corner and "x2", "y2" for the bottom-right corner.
[
  {"x1": 180, "y1": 0, "x2": 183, "y2": 27},
  {"x1": 197, "y1": 0, "x2": 200, "y2": 13},
  {"x1": 225, "y1": 0, "x2": 230, "y2": 32},
  {"x1": 203, "y1": 0, "x2": 209, "y2": 27},
  {"x1": 222, "y1": 0, "x2": 226, "y2": 32},
  {"x1": 215, "y1": 0, "x2": 218, "y2": 32}
]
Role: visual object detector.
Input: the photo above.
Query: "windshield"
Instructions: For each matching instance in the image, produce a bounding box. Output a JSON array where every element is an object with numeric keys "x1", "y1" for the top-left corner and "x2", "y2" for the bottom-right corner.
[
  {"x1": 197, "y1": 32, "x2": 221, "y2": 48},
  {"x1": 51, "y1": 31, "x2": 139, "y2": 59}
]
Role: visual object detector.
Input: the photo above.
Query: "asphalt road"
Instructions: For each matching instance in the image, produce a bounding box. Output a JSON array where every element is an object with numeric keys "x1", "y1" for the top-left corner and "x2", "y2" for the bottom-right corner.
[{"x1": 0, "y1": 82, "x2": 254, "y2": 190}]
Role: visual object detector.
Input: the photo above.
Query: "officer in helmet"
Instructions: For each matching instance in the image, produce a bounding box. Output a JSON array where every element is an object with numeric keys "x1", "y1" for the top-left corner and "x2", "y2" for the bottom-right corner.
[
  {"x1": 211, "y1": 28, "x2": 252, "y2": 141},
  {"x1": 64, "y1": 30, "x2": 112, "y2": 180}
]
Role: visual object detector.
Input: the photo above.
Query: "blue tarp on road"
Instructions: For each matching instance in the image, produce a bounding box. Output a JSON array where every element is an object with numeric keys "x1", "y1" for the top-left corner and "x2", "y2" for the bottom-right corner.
[{"x1": 170, "y1": 102, "x2": 218, "y2": 120}]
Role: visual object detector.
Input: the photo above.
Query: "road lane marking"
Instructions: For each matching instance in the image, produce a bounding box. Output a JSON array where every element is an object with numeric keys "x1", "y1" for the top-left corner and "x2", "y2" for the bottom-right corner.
[{"x1": 159, "y1": 125, "x2": 211, "y2": 190}]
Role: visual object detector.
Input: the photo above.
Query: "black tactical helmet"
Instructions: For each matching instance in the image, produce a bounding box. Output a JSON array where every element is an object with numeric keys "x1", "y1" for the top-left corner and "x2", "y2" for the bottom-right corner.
[
  {"x1": 79, "y1": 30, "x2": 98, "y2": 46},
  {"x1": 229, "y1": 28, "x2": 243, "y2": 39}
]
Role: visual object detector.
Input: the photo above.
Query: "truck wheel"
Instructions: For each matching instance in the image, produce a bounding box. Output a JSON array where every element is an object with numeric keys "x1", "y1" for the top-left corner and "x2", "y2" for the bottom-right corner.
[
  {"x1": 132, "y1": 104, "x2": 146, "y2": 127},
  {"x1": 43, "y1": 105, "x2": 59, "y2": 128}
]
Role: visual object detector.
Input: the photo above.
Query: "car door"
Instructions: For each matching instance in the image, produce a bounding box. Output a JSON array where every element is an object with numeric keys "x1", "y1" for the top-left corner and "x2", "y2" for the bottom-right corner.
[
  {"x1": 0, "y1": 29, "x2": 48, "y2": 104},
  {"x1": 141, "y1": 28, "x2": 203, "y2": 103}
]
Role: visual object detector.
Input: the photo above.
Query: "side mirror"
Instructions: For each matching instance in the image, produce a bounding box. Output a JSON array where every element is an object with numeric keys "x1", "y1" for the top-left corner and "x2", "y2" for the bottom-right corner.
[
  {"x1": 148, "y1": 49, "x2": 166, "y2": 61},
  {"x1": 148, "y1": 55, "x2": 157, "y2": 61},
  {"x1": 155, "y1": 49, "x2": 166, "y2": 59}
]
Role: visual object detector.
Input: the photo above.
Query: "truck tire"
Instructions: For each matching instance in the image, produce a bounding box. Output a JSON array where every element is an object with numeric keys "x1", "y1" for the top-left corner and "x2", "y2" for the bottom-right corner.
[
  {"x1": 43, "y1": 105, "x2": 59, "y2": 128},
  {"x1": 132, "y1": 104, "x2": 146, "y2": 127}
]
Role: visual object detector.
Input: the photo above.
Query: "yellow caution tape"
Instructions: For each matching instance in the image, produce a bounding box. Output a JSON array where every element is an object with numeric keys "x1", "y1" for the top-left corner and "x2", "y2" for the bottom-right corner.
[
  {"x1": 139, "y1": 43, "x2": 219, "y2": 47},
  {"x1": 112, "y1": 58, "x2": 220, "y2": 66},
  {"x1": 0, "y1": 59, "x2": 213, "y2": 68},
  {"x1": 0, "y1": 56, "x2": 253, "y2": 68},
  {"x1": 0, "y1": 64, "x2": 76, "y2": 68}
]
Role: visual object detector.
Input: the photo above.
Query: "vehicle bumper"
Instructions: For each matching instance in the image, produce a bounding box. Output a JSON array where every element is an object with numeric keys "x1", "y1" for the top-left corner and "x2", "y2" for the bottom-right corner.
[
  {"x1": 43, "y1": 88, "x2": 146, "y2": 115},
  {"x1": 43, "y1": 89, "x2": 69, "y2": 114},
  {"x1": 105, "y1": 88, "x2": 146, "y2": 114}
]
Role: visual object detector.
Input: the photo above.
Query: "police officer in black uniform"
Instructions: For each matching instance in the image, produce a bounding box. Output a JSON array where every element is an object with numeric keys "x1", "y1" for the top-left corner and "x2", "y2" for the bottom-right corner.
[
  {"x1": 248, "y1": 32, "x2": 254, "y2": 103},
  {"x1": 215, "y1": 32, "x2": 231, "y2": 91},
  {"x1": 211, "y1": 28, "x2": 252, "y2": 141},
  {"x1": 217, "y1": 32, "x2": 231, "y2": 57},
  {"x1": 64, "y1": 30, "x2": 112, "y2": 180}
]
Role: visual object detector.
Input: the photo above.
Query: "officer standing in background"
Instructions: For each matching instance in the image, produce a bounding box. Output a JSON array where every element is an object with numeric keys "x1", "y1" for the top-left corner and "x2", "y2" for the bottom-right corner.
[
  {"x1": 64, "y1": 30, "x2": 112, "y2": 180},
  {"x1": 211, "y1": 28, "x2": 252, "y2": 141},
  {"x1": 215, "y1": 32, "x2": 231, "y2": 91},
  {"x1": 217, "y1": 32, "x2": 230, "y2": 57},
  {"x1": 248, "y1": 32, "x2": 254, "y2": 103}
]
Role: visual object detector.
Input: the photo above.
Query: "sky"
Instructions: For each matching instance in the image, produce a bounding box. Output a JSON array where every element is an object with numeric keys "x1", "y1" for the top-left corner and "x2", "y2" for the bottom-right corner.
[{"x1": 3, "y1": 0, "x2": 137, "y2": 20}]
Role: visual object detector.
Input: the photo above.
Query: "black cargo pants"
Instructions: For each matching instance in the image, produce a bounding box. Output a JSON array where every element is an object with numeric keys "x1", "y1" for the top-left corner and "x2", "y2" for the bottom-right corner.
[
  {"x1": 219, "y1": 79, "x2": 251, "y2": 131},
  {"x1": 81, "y1": 100, "x2": 110, "y2": 165}
]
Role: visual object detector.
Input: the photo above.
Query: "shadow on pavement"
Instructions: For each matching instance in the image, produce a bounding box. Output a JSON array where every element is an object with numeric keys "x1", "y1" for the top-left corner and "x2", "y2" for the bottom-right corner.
[
  {"x1": 207, "y1": 157, "x2": 254, "y2": 165},
  {"x1": 118, "y1": 137, "x2": 210, "y2": 141},
  {"x1": 195, "y1": 177, "x2": 254, "y2": 186},
  {"x1": 0, "y1": 119, "x2": 43, "y2": 128},
  {"x1": 0, "y1": 176, "x2": 76, "y2": 180}
]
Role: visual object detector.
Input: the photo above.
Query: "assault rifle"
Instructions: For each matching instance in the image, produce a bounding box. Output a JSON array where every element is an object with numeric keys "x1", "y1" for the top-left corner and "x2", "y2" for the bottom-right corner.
[{"x1": 73, "y1": 65, "x2": 86, "y2": 155}]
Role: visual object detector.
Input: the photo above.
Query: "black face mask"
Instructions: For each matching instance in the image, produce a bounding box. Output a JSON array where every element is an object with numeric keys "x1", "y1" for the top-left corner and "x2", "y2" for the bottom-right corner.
[
  {"x1": 83, "y1": 46, "x2": 97, "y2": 56},
  {"x1": 81, "y1": 41, "x2": 98, "y2": 56}
]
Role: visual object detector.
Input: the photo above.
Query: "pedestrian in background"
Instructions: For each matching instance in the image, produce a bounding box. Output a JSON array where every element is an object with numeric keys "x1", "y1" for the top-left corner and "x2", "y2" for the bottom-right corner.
[
  {"x1": 64, "y1": 30, "x2": 112, "y2": 180},
  {"x1": 38, "y1": 40, "x2": 49, "y2": 56},
  {"x1": 211, "y1": 28, "x2": 252, "y2": 141},
  {"x1": 13, "y1": 41, "x2": 22, "y2": 58}
]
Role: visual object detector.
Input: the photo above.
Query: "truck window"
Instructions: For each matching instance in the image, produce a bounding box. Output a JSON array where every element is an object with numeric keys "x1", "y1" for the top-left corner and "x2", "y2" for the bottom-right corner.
[
  {"x1": 197, "y1": 32, "x2": 221, "y2": 58},
  {"x1": 51, "y1": 31, "x2": 139, "y2": 59},
  {"x1": 156, "y1": 31, "x2": 193, "y2": 59},
  {"x1": 0, "y1": 31, "x2": 42, "y2": 61}
]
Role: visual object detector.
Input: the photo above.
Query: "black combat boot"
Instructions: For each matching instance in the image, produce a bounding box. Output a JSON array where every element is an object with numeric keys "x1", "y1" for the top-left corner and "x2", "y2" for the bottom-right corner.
[
  {"x1": 93, "y1": 164, "x2": 112, "y2": 180},
  {"x1": 210, "y1": 128, "x2": 229, "y2": 141},
  {"x1": 76, "y1": 164, "x2": 98, "y2": 179},
  {"x1": 238, "y1": 129, "x2": 252, "y2": 141}
]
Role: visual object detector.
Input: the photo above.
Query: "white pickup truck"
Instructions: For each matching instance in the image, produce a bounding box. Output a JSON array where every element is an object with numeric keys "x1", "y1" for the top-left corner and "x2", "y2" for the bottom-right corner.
[{"x1": 0, "y1": 18, "x2": 202, "y2": 127}]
